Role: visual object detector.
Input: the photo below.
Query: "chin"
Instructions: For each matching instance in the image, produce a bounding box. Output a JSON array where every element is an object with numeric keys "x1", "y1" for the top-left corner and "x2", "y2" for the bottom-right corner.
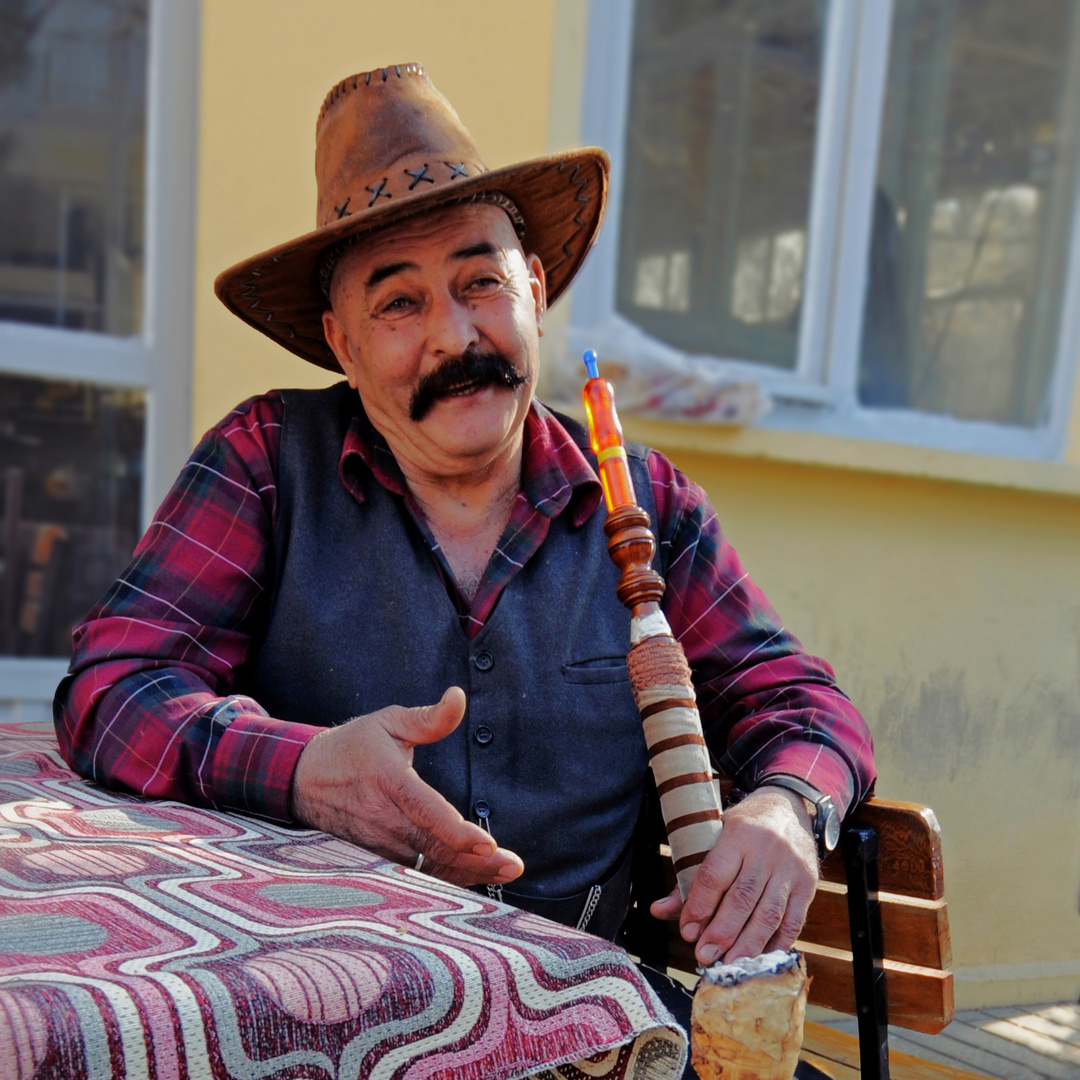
[{"x1": 422, "y1": 388, "x2": 529, "y2": 459}]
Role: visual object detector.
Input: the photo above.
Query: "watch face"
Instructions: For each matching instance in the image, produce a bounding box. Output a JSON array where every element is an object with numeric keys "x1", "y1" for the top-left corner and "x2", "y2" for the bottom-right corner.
[{"x1": 823, "y1": 805, "x2": 841, "y2": 852}]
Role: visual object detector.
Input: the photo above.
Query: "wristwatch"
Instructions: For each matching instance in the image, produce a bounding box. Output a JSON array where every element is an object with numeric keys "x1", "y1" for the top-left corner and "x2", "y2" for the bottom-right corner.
[{"x1": 760, "y1": 775, "x2": 841, "y2": 860}]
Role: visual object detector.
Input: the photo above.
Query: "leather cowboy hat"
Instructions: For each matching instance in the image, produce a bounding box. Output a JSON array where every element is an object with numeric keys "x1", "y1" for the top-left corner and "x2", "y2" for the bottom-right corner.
[{"x1": 214, "y1": 63, "x2": 610, "y2": 371}]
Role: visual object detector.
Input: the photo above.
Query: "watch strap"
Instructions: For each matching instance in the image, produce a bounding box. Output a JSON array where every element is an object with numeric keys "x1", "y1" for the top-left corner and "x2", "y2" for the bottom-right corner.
[
  {"x1": 759, "y1": 774, "x2": 825, "y2": 808},
  {"x1": 758, "y1": 774, "x2": 838, "y2": 858}
]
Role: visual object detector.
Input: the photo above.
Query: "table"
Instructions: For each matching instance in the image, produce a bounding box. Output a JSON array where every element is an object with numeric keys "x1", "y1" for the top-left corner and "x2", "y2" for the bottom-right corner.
[{"x1": 0, "y1": 717, "x2": 686, "y2": 1079}]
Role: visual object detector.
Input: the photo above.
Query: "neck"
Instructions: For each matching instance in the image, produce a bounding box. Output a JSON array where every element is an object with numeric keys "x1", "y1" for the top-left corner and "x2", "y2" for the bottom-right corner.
[
  {"x1": 400, "y1": 437, "x2": 525, "y2": 604},
  {"x1": 407, "y1": 449, "x2": 522, "y2": 537}
]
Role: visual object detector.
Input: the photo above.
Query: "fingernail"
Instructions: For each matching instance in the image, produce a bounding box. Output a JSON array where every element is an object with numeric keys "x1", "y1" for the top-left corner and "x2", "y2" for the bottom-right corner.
[
  {"x1": 472, "y1": 841, "x2": 496, "y2": 856},
  {"x1": 698, "y1": 944, "x2": 720, "y2": 965},
  {"x1": 496, "y1": 864, "x2": 520, "y2": 882},
  {"x1": 681, "y1": 922, "x2": 700, "y2": 942}
]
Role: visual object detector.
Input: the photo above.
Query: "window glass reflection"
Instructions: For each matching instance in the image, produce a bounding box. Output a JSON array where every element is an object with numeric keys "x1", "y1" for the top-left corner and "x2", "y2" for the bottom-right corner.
[
  {"x1": 859, "y1": 0, "x2": 1080, "y2": 426},
  {"x1": 0, "y1": 0, "x2": 147, "y2": 334},
  {"x1": 618, "y1": 0, "x2": 827, "y2": 368},
  {"x1": 0, "y1": 374, "x2": 144, "y2": 658}
]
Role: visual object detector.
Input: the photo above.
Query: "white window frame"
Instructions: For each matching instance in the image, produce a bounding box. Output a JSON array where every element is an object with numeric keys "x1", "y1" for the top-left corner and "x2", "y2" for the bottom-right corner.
[
  {"x1": 571, "y1": 0, "x2": 1080, "y2": 460},
  {"x1": 0, "y1": 0, "x2": 200, "y2": 698}
]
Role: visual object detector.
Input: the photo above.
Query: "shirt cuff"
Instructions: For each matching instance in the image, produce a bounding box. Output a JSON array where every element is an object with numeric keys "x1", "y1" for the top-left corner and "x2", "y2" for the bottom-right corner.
[
  {"x1": 210, "y1": 709, "x2": 322, "y2": 823},
  {"x1": 747, "y1": 744, "x2": 858, "y2": 819}
]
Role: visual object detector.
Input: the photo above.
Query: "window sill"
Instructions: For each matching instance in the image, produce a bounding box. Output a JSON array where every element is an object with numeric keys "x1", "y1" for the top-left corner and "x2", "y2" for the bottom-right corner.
[
  {"x1": 561, "y1": 405, "x2": 1080, "y2": 500},
  {"x1": 0, "y1": 658, "x2": 69, "y2": 703}
]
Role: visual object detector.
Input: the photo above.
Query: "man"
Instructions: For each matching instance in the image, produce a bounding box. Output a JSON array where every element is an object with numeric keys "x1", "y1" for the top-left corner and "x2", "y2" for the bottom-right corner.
[{"x1": 55, "y1": 65, "x2": 874, "y2": 974}]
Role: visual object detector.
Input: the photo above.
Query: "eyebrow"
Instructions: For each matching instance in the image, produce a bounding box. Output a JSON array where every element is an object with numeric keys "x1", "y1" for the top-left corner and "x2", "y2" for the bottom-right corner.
[
  {"x1": 365, "y1": 261, "x2": 416, "y2": 290},
  {"x1": 452, "y1": 241, "x2": 498, "y2": 261}
]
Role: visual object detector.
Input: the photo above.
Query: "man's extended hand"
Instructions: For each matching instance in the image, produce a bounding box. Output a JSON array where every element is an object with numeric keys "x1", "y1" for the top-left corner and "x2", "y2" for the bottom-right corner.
[
  {"x1": 292, "y1": 686, "x2": 524, "y2": 888},
  {"x1": 650, "y1": 786, "x2": 819, "y2": 964}
]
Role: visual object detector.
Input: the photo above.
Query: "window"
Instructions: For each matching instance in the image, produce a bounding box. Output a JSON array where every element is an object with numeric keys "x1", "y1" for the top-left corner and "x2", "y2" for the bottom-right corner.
[
  {"x1": 573, "y1": 0, "x2": 1080, "y2": 458},
  {"x1": 0, "y1": 0, "x2": 198, "y2": 695}
]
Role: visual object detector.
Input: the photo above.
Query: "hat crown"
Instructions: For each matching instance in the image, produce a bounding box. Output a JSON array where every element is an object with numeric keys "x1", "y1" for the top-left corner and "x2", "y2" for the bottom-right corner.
[
  {"x1": 314, "y1": 64, "x2": 488, "y2": 228},
  {"x1": 214, "y1": 62, "x2": 608, "y2": 371}
]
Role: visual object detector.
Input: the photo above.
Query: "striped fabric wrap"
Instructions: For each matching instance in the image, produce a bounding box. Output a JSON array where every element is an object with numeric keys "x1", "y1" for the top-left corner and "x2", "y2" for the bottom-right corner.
[{"x1": 628, "y1": 633, "x2": 723, "y2": 899}]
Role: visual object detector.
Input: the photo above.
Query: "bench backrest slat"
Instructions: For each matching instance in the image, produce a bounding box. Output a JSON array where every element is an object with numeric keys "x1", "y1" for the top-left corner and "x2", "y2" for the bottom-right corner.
[
  {"x1": 819, "y1": 800, "x2": 945, "y2": 901},
  {"x1": 803, "y1": 881, "x2": 952, "y2": 970},
  {"x1": 797, "y1": 941, "x2": 954, "y2": 1034}
]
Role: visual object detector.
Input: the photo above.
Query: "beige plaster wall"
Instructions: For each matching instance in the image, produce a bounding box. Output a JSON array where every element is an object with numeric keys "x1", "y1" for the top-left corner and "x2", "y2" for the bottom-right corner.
[{"x1": 192, "y1": 0, "x2": 1080, "y2": 1007}]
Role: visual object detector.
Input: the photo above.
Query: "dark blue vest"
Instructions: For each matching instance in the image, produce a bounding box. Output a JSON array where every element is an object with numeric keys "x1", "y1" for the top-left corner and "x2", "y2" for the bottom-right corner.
[{"x1": 246, "y1": 384, "x2": 658, "y2": 935}]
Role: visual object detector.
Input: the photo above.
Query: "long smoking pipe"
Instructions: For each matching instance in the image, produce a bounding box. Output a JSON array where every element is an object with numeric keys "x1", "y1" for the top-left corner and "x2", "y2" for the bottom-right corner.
[{"x1": 581, "y1": 350, "x2": 723, "y2": 899}]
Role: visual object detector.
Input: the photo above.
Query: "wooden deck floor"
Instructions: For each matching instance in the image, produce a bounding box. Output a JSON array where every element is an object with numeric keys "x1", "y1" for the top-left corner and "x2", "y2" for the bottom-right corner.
[{"x1": 807, "y1": 1002, "x2": 1080, "y2": 1080}]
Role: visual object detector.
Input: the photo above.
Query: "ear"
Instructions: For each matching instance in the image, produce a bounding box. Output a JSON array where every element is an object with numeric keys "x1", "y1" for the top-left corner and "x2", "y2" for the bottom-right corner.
[
  {"x1": 322, "y1": 309, "x2": 359, "y2": 388},
  {"x1": 526, "y1": 253, "x2": 547, "y2": 337}
]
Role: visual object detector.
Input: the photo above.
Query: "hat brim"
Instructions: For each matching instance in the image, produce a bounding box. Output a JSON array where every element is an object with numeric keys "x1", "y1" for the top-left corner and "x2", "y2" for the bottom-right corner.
[{"x1": 214, "y1": 148, "x2": 609, "y2": 371}]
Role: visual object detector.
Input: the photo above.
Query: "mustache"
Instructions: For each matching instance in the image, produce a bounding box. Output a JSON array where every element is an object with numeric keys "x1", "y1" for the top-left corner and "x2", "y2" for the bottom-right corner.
[{"x1": 409, "y1": 348, "x2": 529, "y2": 422}]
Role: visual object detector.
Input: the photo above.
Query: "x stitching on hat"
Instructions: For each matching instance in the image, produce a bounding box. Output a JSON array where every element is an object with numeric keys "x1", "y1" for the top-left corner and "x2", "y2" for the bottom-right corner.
[
  {"x1": 405, "y1": 164, "x2": 436, "y2": 190},
  {"x1": 365, "y1": 179, "x2": 391, "y2": 207}
]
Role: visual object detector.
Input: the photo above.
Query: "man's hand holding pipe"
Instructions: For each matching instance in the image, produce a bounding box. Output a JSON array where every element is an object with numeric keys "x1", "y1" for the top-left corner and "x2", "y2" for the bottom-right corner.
[
  {"x1": 292, "y1": 686, "x2": 525, "y2": 888},
  {"x1": 650, "y1": 786, "x2": 819, "y2": 964}
]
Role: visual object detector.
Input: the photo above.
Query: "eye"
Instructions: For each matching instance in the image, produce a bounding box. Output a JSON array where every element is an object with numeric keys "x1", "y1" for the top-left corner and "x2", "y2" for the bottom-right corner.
[
  {"x1": 377, "y1": 294, "x2": 417, "y2": 316},
  {"x1": 465, "y1": 273, "x2": 501, "y2": 293}
]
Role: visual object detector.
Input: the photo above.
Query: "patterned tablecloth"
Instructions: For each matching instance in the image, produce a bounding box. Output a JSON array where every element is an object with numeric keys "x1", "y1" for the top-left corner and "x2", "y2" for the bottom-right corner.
[{"x1": 0, "y1": 718, "x2": 686, "y2": 1080}]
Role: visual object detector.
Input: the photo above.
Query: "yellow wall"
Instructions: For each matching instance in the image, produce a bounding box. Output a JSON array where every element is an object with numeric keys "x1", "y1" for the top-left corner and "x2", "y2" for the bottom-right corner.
[{"x1": 193, "y1": 1, "x2": 1080, "y2": 1007}]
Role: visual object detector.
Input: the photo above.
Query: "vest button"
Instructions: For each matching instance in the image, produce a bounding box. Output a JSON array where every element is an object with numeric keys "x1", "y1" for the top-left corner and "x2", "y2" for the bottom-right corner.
[
  {"x1": 474, "y1": 726, "x2": 493, "y2": 745},
  {"x1": 473, "y1": 651, "x2": 494, "y2": 672},
  {"x1": 473, "y1": 799, "x2": 491, "y2": 819}
]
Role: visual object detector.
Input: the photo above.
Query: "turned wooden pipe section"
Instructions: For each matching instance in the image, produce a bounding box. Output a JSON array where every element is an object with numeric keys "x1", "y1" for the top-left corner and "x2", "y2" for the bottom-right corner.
[
  {"x1": 583, "y1": 351, "x2": 723, "y2": 899},
  {"x1": 605, "y1": 505, "x2": 665, "y2": 611}
]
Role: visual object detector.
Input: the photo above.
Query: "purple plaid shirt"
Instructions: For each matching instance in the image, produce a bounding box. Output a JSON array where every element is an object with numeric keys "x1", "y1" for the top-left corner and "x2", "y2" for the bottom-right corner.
[{"x1": 55, "y1": 390, "x2": 875, "y2": 824}]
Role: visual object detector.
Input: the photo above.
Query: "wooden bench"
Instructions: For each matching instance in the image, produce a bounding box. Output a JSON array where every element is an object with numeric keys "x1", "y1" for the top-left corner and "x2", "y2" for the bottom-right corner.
[{"x1": 624, "y1": 797, "x2": 991, "y2": 1080}]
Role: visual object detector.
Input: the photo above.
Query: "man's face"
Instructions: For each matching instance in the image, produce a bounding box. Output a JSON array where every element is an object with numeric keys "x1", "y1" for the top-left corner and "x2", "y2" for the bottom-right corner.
[{"x1": 322, "y1": 203, "x2": 546, "y2": 481}]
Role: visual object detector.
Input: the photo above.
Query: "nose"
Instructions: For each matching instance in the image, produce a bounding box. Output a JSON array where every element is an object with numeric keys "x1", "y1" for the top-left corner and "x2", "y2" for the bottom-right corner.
[{"x1": 425, "y1": 289, "x2": 480, "y2": 358}]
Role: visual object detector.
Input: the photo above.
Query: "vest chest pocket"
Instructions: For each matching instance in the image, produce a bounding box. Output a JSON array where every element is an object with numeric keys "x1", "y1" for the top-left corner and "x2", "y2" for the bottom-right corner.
[{"x1": 561, "y1": 656, "x2": 630, "y2": 684}]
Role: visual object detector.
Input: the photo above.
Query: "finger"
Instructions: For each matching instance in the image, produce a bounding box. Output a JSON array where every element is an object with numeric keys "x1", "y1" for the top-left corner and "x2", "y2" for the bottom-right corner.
[
  {"x1": 649, "y1": 887, "x2": 683, "y2": 922},
  {"x1": 385, "y1": 771, "x2": 526, "y2": 888},
  {"x1": 399, "y1": 817, "x2": 524, "y2": 881},
  {"x1": 765, "y1": 877, "x2": 816, "y2": 953},
  {"x1": 712, "y1": 876, "x2": 791, "y2": 963},
  {"x1": 357, "y1": 807, "x2": 523, "y2": 884},
  {"x1": 388, "y1": 767, "x2": 502, "y2": 854},
  {"x1": 381, "y1": 686, "x2": 467, "y2": 749},
  {"x1": 416, "y1": 849, "x2": 525, "y2": 888},
  {"x1": 692, "y1": 861, "x2": 770, "y2": 965},
  {"x1": 679, "y1": 845, "x2": 742, "y2": 943}
]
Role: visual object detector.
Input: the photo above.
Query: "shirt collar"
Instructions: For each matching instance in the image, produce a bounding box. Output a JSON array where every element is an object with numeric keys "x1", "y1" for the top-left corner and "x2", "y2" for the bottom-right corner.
[{"x1": 339, "y1": 396, "x2": 603, "y2": 525}]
